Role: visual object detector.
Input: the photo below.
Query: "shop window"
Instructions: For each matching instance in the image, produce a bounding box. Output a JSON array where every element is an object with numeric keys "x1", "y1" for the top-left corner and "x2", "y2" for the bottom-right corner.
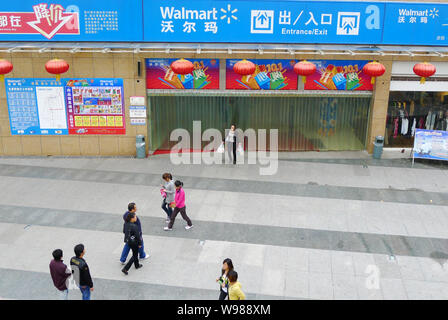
[{"x1": 386, "y1": 92, "x2": 448, "y2": 148}]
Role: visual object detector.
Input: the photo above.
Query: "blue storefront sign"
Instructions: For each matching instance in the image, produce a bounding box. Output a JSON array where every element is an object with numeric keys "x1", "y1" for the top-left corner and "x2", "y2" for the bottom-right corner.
[
  {"x1": 382, "y1": 3, "x2": 448, "y2": 46},
  {"x1": 144, "y1": 0, "x2": 384, "y2": 44},
  {"x1": 144, "y1": 0, "x2": 448, "y2": 46},
  {"x1": 0, "y1": 0, "x2": 142, "y2": 41},
  {"x1": 0, "y1": 1, "x2": 447, "y2": 46},
  {"x1": 413, "y1": 129, "x2": 448, "y2": 162},
  {"x1": 5, "y1": 79, "x2": 69, "y2": 135}
]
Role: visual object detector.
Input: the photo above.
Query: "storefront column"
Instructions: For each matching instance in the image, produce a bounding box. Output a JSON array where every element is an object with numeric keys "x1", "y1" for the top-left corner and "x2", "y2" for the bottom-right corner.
[{"x1": 366, "y1": 59, "x2": 393, "y2": 154}]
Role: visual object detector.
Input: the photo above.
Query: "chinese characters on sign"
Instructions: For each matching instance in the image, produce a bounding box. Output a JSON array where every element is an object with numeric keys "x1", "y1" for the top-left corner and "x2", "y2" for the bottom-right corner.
[
  {"x1": 145, "y1": 0, "x2": 384, "y2": 44},
  {"x1": 0, "y1": 1, "x2": 446, "y2": 45},
  {"x1": 84, "y1": 11, "x2": 118, "y2": 34},
  {"x1": 0, "y1": 3, "x2": 79, "y2": 39},
  {"x1": 305, "y1": 60, "x2": 373, "y2": 91},
  {"x1": 65, "y1": 79, "x2": 126, "y2": 135},
  {"x1": 0, "y1": 1, "x2": 142, "y2": 41},
  {"x1": 5, "y1": 79, "x2": 68, "y2": 135},
  {"x1": 226, "y1": 59, "x2": 297, "y2": 90},
  {"x1": 144, "y1": 0, "x2": 448, "y2": 46},
  {"x1": 5, "y1": 78, "x2": 126, "y2": 136}
]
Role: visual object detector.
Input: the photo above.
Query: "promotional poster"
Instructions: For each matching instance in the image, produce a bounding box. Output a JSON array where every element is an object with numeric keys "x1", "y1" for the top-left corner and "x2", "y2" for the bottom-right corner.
[
  {"x1": 146, "y1": 58, "x2": 220, "y2": 89},
  {"x1": 65, "y1": 78, "x2": 126, "y2": 135},
  {"x1": 413, "y1": 129, "x2": 448, "y2": 161},
  {"x1": 226, "y1": 59, "x2": 297, "y2": 90},
  {"x1": 305, "y1": 60, "x2": 373, "y2": 91}
]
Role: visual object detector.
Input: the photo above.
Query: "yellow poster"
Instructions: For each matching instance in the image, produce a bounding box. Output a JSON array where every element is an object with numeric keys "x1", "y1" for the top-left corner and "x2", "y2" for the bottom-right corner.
[
  {"x1": 115, "y1": 116, "x2": 123, "y2": 127},
  {"x1": 83, "y1": 116, "x2": 91, "y2": 127},
  {"x1": 107, "y1": 116, "x2": 115, "y2": 127},
  {"x1": 90, "y1": 116, "x2": 99, "y2": 127},
  {"x1": 99, "y1": 116, "x2": 107, "y2": 127},
  {"x1": 74, "y1": 116, "x2": 83, "y2": 127}
]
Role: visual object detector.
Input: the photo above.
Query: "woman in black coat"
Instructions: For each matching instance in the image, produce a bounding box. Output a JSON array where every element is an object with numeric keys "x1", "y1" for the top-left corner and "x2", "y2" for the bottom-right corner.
[{"x1": 122, "y1": 212, "x2": 143, "y2": 275}]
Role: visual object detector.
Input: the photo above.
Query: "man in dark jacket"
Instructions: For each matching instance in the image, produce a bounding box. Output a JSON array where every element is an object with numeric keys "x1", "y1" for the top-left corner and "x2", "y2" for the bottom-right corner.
[
  {"x1": 119, "y1": 203, "x2": 149, "y2": 264},
  {"x1": 70, "y1": 244, "x2": 94, "y2": 300},
  {"x1": 49, "y1": 249, "x2": 72, "y2": 300},
  {"x1": 122, "y1": 212, "x2": 143, "y2": 275}
]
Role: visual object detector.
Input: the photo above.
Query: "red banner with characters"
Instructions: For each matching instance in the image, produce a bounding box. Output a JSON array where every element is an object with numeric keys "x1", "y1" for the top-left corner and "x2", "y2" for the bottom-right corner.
[
  {"x1": 226, "y1": 59, "x2": 298, "y2": 90},
  {"x1": 305, "y1": 60, "x2": 373, "y2": 91},
  {"x1": 0, "y1": 4, "x2": 79, "y2": 39},
  {"x1": 145, "y1": 58, "x2": 219, "y2": 90}
]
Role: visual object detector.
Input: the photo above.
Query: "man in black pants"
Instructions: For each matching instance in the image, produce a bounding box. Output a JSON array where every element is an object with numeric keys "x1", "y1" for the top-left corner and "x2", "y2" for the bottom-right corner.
[
  {"x1": 122, "y1": 212, "x2": 143, "y2": 275},
  {"x1": 70, "y1": 244, "x2": 94, "y2": 300}
]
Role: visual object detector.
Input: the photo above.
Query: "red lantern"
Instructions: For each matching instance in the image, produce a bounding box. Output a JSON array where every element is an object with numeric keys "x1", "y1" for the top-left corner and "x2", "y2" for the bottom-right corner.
[
  {"x1": 45, "y1": 59, "x2": 69, "y2": 81},
  {"x1": 170, "y1": 58, "x2": 194, "y2": 82},
  {"x1": 233, "y1": 59, "x2": 256, "y2": 83},
  {"x1": 0, "y1": 59, "x2": 13, "y2": 80},
  {"x1": 293, "y1": 60, "x2": 316, "y2": 83},
  {"x1": 362, "y1": 61, "x2": 386, "y2": 84},
  {"x1": 413, "y1": 62, "x2": 436, "y2": 84}
]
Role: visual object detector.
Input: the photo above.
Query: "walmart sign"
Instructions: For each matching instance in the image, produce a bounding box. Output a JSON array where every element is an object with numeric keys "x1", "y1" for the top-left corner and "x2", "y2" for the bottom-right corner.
[{"x1": 144, "y1": 0, "x2": 448, "y2": 46}]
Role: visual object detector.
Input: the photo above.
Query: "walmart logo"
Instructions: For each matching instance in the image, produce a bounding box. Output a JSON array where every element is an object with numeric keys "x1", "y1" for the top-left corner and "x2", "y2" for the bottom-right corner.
[{"x1": 220, "y1": 4, "x2": 238, "y2": 24}]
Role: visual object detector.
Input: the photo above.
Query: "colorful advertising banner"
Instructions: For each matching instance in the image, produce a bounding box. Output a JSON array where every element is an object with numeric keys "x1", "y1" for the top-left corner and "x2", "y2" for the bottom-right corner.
[
  {"x1": 413, "y1": 129, "x2": 448, "y2": 161},
  {"x1": 0, "y1": 0, "x2": 143, "y2": 41},
  {"x1": 5, "y1": 78, "x2": 68, "y2": 135},
  {"x1": 65, "y1": 78, "x2": 125, "y2": 135},
  {"x1": 146, "y1": 58, "x2": 220, "y2": 90},
  {"x1": 305, "y1": 60, "x2": 372, "y2": 91},
  {"x1": 226, "y1": 59, "x2": 297, "y2": 90}
]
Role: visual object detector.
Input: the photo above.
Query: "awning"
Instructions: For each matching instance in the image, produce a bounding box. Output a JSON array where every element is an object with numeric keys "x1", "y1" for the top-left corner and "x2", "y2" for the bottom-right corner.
[{"x1": 0, "y1": 42, "x2": 447, "y2": 58}]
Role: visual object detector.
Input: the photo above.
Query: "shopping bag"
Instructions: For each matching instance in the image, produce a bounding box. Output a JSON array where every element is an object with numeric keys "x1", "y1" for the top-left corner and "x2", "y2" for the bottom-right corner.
[
  {"x1": 237, "y1": 143, "x2": 244, "y2": 156},
  {"x1": 216, "y1": 142, "x2": 224, "y2": 153}
]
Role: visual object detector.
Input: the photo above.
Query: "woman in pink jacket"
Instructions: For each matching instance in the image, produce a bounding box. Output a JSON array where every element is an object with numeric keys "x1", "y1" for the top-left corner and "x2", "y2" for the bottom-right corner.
[{"x1": 164, "y1": 180, "x2": 194, "y2": 231}]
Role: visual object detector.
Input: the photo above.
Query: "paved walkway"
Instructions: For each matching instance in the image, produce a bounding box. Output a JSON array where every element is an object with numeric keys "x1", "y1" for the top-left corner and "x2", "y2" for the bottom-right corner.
[{"x1": 0, "y1": 153, "x2": 447, "y2": 300}]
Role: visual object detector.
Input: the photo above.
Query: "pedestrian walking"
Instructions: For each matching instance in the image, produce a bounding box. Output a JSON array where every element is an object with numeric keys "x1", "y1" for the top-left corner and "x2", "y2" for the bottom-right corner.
[
  {"x1": 70, "y1": 244, "x2": 94, "y2": 300},
  {"x1": 228, "y1": 270, "x2": 246, "y2": 300},
  {"x1": 164, "y1": 180, "x2": 193, "y2": 231},
  {"x1": 216, "y1": 258, "x2": 234, "y2": 300},
  {"x1": 225, "y1": 124, "x2": 237, "y2": 164},
  {"x1": 49, "y1": 249, "x2": 72, "y2": 300},
  {"x1": 120, "y1": 202, "x2": 149, "y2": 265},
  {"x1": 122, "y1": 212, "x2": 143, "y2": 275},
  {"x1": 161, "y1": 173, "x2": 175, "y2": 223}
]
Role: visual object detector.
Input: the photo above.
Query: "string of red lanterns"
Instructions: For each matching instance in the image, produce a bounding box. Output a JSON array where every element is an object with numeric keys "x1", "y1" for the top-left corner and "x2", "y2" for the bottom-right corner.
[{"x1": 0, "y1": 59, "x2": 438, "y2": 88}]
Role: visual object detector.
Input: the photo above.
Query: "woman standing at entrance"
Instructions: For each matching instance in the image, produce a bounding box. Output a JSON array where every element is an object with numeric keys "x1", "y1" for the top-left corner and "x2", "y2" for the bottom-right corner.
[{"x1": 225, "y1": 124, "x2": 237, "y2": 164}]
